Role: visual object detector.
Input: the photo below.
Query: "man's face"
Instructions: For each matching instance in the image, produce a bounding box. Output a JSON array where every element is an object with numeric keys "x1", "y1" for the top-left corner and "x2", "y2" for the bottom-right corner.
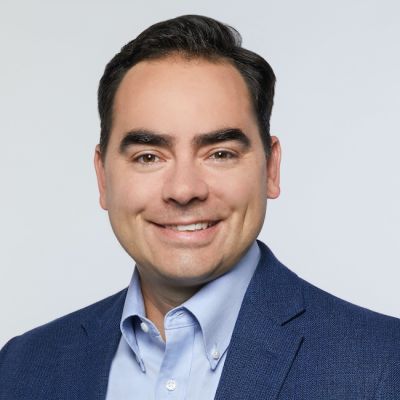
[{"x1": 95, "y1": 56, "x2": 280, "y2": 290}]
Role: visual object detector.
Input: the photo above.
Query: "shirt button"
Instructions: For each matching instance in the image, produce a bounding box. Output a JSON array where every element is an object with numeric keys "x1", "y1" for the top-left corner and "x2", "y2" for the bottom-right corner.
[
  {"x1": 140, "y1": 321, "x2": 149, "y2": 333},
  {"x1": 165, "y1": 379, "x2": 177, "y2": 391},
  {"x1": 211, "y1": 349, "x2": 220, "y2": 360}
]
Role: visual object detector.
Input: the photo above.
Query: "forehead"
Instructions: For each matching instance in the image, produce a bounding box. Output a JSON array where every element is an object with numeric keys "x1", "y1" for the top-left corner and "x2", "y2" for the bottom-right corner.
[{"x1": 111, "y1": 56, "x2": 258, "y2": 141}]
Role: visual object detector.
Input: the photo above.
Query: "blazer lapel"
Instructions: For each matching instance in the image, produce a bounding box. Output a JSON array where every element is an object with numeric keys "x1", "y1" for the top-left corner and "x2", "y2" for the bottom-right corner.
[
  {"x1": 78, "y1": 289, "x2": 127, "y2": 400},
  {"x1": 215, "y1": 241, "x2": 305, "y2": 400}
]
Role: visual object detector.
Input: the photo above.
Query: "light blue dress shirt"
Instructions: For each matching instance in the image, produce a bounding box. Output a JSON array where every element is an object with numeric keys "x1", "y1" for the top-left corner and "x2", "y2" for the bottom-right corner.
[{"x1": 106, "y1": 241, "x2": 260, "y2": 399}]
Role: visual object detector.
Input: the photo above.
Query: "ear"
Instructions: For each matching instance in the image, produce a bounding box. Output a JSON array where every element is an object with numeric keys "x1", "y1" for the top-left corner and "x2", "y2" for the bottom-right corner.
[
  {"x1": 94, "y1": 144, "x2": 108, "y2": 210},
  {"x1": 266, "y1": 136, "x2": 281, "y2": 199}
]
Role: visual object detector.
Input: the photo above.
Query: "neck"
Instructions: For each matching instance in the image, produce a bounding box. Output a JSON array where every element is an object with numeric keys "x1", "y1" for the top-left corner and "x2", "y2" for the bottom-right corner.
[{"x1": 139, "y1": 275, "x2": 201, "y2": 340}]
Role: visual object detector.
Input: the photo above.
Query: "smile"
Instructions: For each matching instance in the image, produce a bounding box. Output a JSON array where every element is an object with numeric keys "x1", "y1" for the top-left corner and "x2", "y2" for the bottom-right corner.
[
  {"x1": 150, "y1": 220, "x2": 221, "y2": 244},
  {"x1": 164, "y1": 221, "x2": 218, "y2": 232}
]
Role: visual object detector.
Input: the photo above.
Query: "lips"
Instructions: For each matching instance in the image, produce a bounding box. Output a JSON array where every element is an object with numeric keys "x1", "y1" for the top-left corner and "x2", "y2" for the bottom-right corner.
[
  {"x1": 164, "y1": 221, "x2": 218, "y2": 232},
  {"x1": 149, "y1": 219, "x2": 221, "y2": 245}
]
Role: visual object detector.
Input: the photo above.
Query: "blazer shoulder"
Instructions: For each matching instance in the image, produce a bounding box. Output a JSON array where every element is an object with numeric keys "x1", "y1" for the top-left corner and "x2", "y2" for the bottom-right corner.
[
  {"x1": 0, "y1": 289, "x2": 127, "y2": 398},
  {"x1": 0, "y1": 288, "x2": 127, "y2": 359},
  {"x1": 297, "y1": 278, "x2": 400, "y2": 396},
  {"x1": 299, "y1": 276, "x2": 400, "y2": 342},
  {"x1": 255, "y1": 241, "x2": 400, "y2": 340}
]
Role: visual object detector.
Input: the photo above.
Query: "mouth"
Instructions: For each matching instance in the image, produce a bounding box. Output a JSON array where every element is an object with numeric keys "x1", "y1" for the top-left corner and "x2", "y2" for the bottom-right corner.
[
  {"x1": 162, "y1": 221, "x2": 218, "y2": 232},
  {"x1": 149, "y1": 219, "x2": 221, "y2": 245}
]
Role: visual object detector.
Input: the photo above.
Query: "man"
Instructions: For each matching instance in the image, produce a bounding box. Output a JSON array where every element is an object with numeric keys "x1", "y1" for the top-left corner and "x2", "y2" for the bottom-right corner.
[{"x1": 1, "y1": 14, "x2": 399, "y2": 400}]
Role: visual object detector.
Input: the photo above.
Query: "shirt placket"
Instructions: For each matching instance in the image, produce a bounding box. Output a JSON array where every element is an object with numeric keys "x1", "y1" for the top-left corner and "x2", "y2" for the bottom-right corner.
[{"x1": 154, "y1": 313, "x2": 195, "y2": 400}]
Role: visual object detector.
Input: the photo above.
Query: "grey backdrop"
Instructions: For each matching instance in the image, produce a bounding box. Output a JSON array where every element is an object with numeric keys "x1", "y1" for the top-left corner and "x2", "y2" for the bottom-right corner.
[{"x1": 1, "y1": 0, "x2": 399, "y2": 347}]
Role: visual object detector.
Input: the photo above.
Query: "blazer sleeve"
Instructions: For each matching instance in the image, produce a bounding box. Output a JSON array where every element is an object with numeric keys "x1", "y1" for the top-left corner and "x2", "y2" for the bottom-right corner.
[
  {"x1": 0, "y1": 337, "x2": 15, "y2": 368},
  {"x1": 0, "y1": 337, "x2": 19, "y2": 397},
  {"x1": 374, "y1": 352, "x2": 400, "y2": 399}
]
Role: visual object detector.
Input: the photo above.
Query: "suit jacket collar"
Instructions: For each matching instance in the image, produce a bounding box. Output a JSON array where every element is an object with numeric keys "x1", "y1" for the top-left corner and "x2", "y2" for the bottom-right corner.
[
  {"x1": 80, "y1": 289, "x2": 127, "y2": 400},
  {"x1": 215, "y1": 240, "x2": 305, "y2": 400},
  {"x1": 249, "y1": 241, "x2": 305, "y2": 325}
]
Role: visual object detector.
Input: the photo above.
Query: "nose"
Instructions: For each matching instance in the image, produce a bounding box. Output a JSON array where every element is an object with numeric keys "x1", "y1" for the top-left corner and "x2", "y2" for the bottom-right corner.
[{"x1": 161, "y1": 160, "x2": 209, "y2": 206}]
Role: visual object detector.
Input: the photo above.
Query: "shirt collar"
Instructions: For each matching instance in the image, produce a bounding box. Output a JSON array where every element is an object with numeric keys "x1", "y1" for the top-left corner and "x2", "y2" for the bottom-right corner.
[
  {"x1": 182, "y1": 241, "x2": 260, "y2": 370},
  {"x1": 120, "y1": 270, "x2": 147, "y2": 371},
  {"x1": 120, "y1": 241, "x2": 260, "y2": 371}
]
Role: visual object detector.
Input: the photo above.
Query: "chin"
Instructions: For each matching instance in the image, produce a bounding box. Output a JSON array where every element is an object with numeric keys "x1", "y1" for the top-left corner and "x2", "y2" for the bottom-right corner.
[{"x1": 155, "y1": 255, "x2": 225, "y2": 285}]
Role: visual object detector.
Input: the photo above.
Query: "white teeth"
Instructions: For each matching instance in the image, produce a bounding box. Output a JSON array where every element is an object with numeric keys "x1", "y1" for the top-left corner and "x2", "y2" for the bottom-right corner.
[
  {"x1": 177, "y1": 224, "x2": 197, "y2": 231},
  {"x1": 167, "y1": 222, "x2": 213, "y2": 231}
]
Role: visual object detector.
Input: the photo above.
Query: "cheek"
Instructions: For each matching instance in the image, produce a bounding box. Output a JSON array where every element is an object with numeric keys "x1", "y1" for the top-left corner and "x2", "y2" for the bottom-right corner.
[
  {"x1": 106, "y1": 169, "x2": 158, "y2": 216},
  {"x1": 211, "y1": 163, "x2": 267, "y2": 207}
]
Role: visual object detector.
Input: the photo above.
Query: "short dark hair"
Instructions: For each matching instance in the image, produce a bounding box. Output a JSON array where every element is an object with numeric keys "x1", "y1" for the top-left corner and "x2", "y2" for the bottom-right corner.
[{"x1": 98, "y1": 15, "x2": 276, "y2": 160}]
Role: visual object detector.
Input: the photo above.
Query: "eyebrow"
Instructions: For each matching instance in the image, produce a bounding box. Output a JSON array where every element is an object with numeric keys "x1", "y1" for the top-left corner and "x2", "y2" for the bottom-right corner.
[
  {"x1": 119, "y1": 130, "x2": 174, "y2": 153},
  {"x1": 119, "y1": 128, "x2": 251, "y2": 154},
  {"x1": 192, "y1": 128, "x2": 251, "y2": 149}
]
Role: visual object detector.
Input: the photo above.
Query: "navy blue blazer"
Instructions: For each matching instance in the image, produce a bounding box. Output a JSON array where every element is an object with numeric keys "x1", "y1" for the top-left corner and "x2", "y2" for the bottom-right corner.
[{"x1": 1, "y1": 241, "x2": 399, "y2": 399}]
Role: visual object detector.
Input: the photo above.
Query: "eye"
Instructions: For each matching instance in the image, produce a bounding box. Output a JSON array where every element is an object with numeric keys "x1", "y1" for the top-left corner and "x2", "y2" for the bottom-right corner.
[
  {"x1": 209, "y1": 150, "x2": 237, "y2": 161},
  {"x1": 135, "y1": 153, "x2": 161, "y2": 164}
]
